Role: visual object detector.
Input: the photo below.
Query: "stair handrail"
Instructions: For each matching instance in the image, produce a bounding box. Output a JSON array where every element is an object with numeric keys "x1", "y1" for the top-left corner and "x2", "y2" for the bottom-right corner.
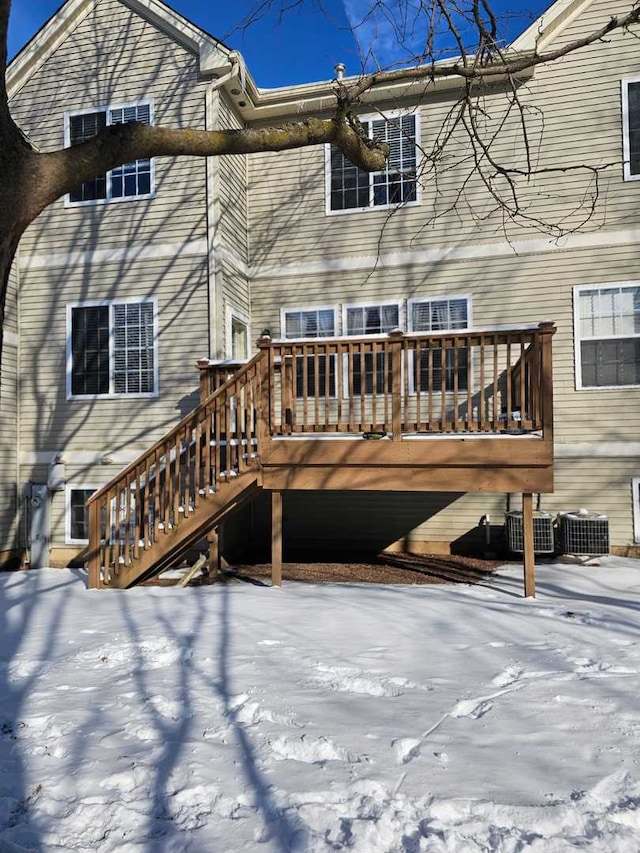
[
  {"x1": 87, "y1": 349, "x2": 268, "y2": 587},
  {"x1": 87, "y1": 350, "x2": 265, "y2": 506}
]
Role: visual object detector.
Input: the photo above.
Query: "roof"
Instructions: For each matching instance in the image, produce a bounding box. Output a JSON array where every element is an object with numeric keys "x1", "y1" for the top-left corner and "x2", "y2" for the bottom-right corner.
[{"x1": 6, "y1": 0, "x2": 597, "y2": 121}]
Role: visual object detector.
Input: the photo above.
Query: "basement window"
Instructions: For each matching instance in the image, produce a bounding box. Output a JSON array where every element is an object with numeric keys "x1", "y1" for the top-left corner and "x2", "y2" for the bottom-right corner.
[
  {"x1": 66, "y1": 486, "x2": 98, "y2": 544},
  {"x1": 65, "y1": 102, "x2": 154, "y2": 204},
  {"x1": 67, "y1": 299, "x2": 157, "y2": 399}
]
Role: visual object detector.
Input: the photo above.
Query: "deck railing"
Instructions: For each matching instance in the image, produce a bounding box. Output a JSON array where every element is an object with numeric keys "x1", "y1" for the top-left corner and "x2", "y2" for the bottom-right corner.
[
  {"x1": 256, "y1": 322, "x2": 555, "y2": 439},
  {"x1": 86, "y1": 352, "x2": 265, "y2": 588}
]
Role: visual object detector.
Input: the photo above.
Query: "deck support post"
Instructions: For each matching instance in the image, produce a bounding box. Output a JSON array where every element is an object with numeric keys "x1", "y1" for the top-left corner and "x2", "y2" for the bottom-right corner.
[
  {"x1": 522, "y1": 492, "x2": 535, "y2": 598},
  {"x1": 271, "y1": 491, "x2": 283, "y2": 587},
  {"x1": 207, "y1": 527, "x2": 221, "y2": 577},
  {"x1": 87, "y1": 499, "x2": 100, "y2": 589}
]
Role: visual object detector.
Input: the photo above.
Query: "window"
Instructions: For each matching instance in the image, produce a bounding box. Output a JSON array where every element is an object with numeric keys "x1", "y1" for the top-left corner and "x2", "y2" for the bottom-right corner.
[
  {"x1": 633, "y1": 477, "x2": 640, "y2": 543},
  {"x1": 227, "y1": 311, "x2": 249, "y2": 360},
  {"x1": 575, "y1": 284, "x2": 640, "y2": 388},
  {"x1": 409, "y1": 297, "x2": 470, "y2": 392},
  {"x1": 284, "y1": 308, "x2": 335, "y2": 339},
  {"x1": 328, "y1": 113, "x2": 418, "y2": 212},
  {"x1": 67, "y1": 299, "x2": 157, "y2": 398},
  {"x1": 283, "y1": 307, "x2": 337, "y2": 397},
  {"x1": 622, "y1": 78, "x2": 640, "y2": 181},
  {"x1": 66, "y1": 487, "x2": 97, "y2": 543},
  {"x1": 66, "y1": 102, "x2": 153, "y2": 203},
  {"x1": 345, "y1": 303, "x2": 400, "y2": 394}
]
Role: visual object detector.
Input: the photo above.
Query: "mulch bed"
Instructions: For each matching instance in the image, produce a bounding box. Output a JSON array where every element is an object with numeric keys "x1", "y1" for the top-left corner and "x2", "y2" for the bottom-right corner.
[{"x1": 181, "y1": 551, "x2": 504, "y2": 587}]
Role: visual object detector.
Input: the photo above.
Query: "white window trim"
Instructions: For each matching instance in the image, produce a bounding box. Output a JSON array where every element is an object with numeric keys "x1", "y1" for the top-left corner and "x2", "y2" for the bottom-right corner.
[
  {"x1": 63, "y1": 99, "x2": 156, "y2": 207},
  {"x1": 281, "y1": 304, "x2": 339, "y2": 339},
  {"x1": 407, "y1": 294, "x2": 473, "y2": 332},
  {"x1": 633, "y1": 477, "x2": 640, "y2": 543},
  {"x1": 325, "y1": 109, "x2": 421, "y2": 216},
  {"x1": 406, "y1": 295, "x2": 473, "y2": 397},
  {"x1": 66, "y1": 296, "x2": 159, "y2": 400},
  {"x1": 342, "y1": 299, "x2": 404, "y2": 336},
  {"x1": 573, "y1": 282, "x2": 640, "y2": 391},
  {"x1": 65, "y1": 484, "x2": 99, "y2": 545},
  {"x1": 225, "y1": 307, "x2": 250, "y2": 359},
  {"x1": 621, "y1": 77, "x2": 640, "y2": 182}
]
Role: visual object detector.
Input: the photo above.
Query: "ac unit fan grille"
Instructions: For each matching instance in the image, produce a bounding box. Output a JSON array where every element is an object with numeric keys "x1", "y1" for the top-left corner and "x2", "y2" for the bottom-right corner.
[
  {"x1": 505, "y1": 511, "x2": 555, "y2": 554},
  {"x1": 559, "y1": 512, "x2": 609, "y2": 556}
]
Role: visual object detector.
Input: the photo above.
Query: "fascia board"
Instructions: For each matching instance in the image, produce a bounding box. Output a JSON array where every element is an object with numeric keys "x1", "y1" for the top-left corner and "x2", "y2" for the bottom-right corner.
[
  {"x1": 237, "y1": 64, "x2": 535, "y2": 124},
  {"x1": 122, "y1": 0, "x2": 231, "y2": 72},
  {"x1": 511, "y1": 0, "x2": 594, "y2": 52}
]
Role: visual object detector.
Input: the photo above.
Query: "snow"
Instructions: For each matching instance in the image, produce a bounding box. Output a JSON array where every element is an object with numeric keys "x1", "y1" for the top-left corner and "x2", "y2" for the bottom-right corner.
[{"x1": 0, "y1": 557, "x2": 639, "y2": 851}]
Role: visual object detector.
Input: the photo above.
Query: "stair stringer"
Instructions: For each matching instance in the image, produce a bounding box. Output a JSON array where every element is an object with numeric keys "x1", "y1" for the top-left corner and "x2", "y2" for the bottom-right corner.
[{"x1": 104, "y1": 466, "x2": 262, "y2": 589}]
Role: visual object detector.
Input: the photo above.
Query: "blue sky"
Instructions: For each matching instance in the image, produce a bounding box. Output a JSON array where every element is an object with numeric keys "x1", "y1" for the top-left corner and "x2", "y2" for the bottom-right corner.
[{"x1": 7, "y1": 0, "x2": 549, "y2": 87}]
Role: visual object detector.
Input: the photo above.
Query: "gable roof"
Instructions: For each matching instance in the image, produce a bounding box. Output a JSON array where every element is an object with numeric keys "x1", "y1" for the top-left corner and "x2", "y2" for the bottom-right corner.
[{"x1": 7, "y1": 0, "x2": 234, "y2": 97}]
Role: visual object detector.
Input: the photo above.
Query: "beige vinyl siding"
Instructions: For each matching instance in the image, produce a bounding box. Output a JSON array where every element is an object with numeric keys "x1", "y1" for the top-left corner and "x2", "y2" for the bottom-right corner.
[
  {"x1": 17, "y1": 254, "x2": 209, "y2": 456},
  {"x1": 10, "y1": 0, "x2": 208, "y2": 257},
  {"x1": 222, "y1": 262, "x2": 251, "y2": 355},
  {"x1": 0, "y1": 262, "x2": 20, "y2": 554},
  {"x1": 11, "y1": 0, "x2": 211, "y2": 525},
  {"x1": 218, "y1": 93, "x2": 249, "y2": 264},
  {"x1": 215, "y1": 94, "x2": 251, "y2": 354},
  {"x1": 248, "y1": 0, "x2": 640, "y2": 265}
]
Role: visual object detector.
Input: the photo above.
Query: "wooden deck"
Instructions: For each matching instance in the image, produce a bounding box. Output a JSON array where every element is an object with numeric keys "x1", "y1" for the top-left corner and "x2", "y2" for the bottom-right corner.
[{"x1": 87, "y1": 322, "x2": 555, "y2": 595}]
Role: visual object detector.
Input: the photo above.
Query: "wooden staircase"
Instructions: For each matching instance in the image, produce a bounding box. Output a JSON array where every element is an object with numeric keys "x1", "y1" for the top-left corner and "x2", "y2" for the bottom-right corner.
[
  {"x1": 87, "y1": 353, "x2": 267, "y2": 589},
  {"x1": 87, "y1": 323, "x2": 556, "y2": 593}
]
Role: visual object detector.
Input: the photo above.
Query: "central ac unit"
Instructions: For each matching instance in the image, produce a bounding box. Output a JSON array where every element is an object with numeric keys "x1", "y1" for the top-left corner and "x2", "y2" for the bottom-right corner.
[
  {"x1": 558, "y1": 509, "x2": 609, "y2": 556},
  {"x1": 505, "y1": 510, "x2": 555, "y2": 554}
]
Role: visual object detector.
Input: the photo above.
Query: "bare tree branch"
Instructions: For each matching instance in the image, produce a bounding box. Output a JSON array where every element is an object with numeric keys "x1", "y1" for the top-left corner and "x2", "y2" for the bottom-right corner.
[
  {"x1": 32, "y1": 114, "x2": 389, "y2": 215},
  {"x1": 342, "y1": 5, "x2": 640, "y2": 99}
]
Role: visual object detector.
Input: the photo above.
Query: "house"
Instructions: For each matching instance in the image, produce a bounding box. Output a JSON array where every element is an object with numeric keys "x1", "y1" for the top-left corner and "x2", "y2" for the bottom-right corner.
[{"x1": 1, "y1": 0, "x2": 639, "y2": 590}]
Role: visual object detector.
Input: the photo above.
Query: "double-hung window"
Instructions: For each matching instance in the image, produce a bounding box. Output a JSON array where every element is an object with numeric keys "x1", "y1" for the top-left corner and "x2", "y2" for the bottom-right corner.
[
  {"x1": 283, "y1": 307, "x2": 336, "y2": 397},
  {"x1": 328, "y1": 113, "x2": 418, "y2": 212},
  {"x1": 66, "y1": 102, "x2": 154, "y2": 203},
  {"x1": 574, "y1": 284, "x2": 640, "y2": 388},
  {"x1": 67, "y1": 299, "x2": 157, "y2": 398},
  {"x1": 345, "y1": 303, "x2": 400, "y2": 394},
  {"x1": 622, "y1": 78, "x2": 640, "y2": 181},
  {"x1": 409, "y1": 297, "x2": 470, "y2": 392}
]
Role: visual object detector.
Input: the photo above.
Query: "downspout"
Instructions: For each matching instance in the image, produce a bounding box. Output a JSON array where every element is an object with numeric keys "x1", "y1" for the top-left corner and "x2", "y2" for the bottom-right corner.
[{"x1": 205, "y1": 52, "x2": 246, "y2": 358}]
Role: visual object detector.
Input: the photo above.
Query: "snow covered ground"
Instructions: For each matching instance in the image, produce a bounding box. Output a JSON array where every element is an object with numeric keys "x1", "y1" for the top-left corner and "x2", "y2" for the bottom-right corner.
[{"x1": 1, "y1": 558, "x2": 639, "y2": 852}]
